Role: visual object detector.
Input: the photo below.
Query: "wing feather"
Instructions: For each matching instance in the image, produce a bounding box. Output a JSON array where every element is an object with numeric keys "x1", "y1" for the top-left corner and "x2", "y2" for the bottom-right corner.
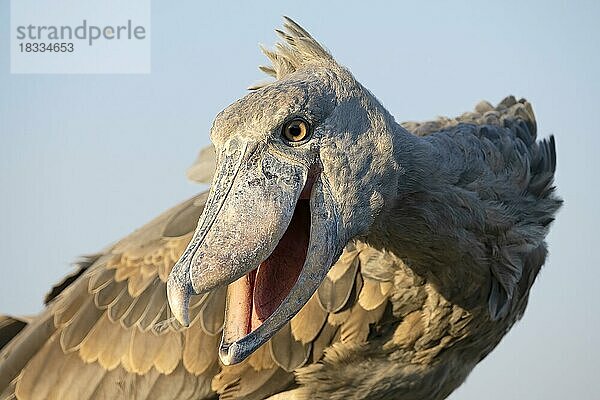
[
  {"x1": 53, "y1": 278, "x2": 89, "y2": 327},
  {"x1": 45, "y1": 348, "x2": 107, "y2": 400},
  {"x1": 121, "y1": 280, "x2": 159, "y2": 328},
  {"x1": 149, "y1": 362, "x2": 186, "y2": 400},
  {"x1": 79, "y1": 315, "x2": 120, "y2": 369},
  {"x1": 59, "y1": 298, "x2": 104, "y2": 352},
  {"x1": 107, "y1": 287, "x2": 136, "y2": 323},
  {"x1": 310, "y1": 322, "x2": 339, "y2": 362},
  {"x1": 339, "y1": 301, "x2": 387, "y2": 344},
  {"x1": 182, "y1": 326, "x2": 219, "y2": 375},
  {"x1": 358, "y1": 277, "x2": 388, "y2": 311},
  {"x1": 153, "y1": 332, "x2": 182, "y2": 374},
  {"x1": 248, "y1": 343, "x2": 276, "y2": 371},
  {"x1": 127, "y1": 265, "x2": 157, "y2": 297},
  {"x1": 94, "y1": 278, "x2": 126, "y2": 308},
  {"x1": 290, "y1": 293, "x2": 327, "y2": 344},
  {"x1": 0, "y1": 378, "x2": 16, "y2": 400},
  {"x1": 317, "y1": 251, "x2": 359, "y2": 313},
  {"x1": 128, "y1": 327, "x2": 166, "y2": 374},
  {"x1": 172, "y1": 364, "x2": 199, "y2": 400},
  {"x1": 212, "y1": 364, "x2": 293, "y2": 400},
  {"x1": 5, "y1": 191, "x2": 402, "y2": 399},
  {"x1": 137, "y1": 283, "x2": 168, "y2": 331},
  {"x1": 268, "y1": 324, "x2": 311, "y2": 372},
  {"x1": 14, "y1": 333, "x2": 64, "y2": 400},
  {"x1": 88, "y1": 266, "x2": 114, "y2": 294},
  {"x1": 199, "y1": 287, "x2": 226, "y2": 335}
]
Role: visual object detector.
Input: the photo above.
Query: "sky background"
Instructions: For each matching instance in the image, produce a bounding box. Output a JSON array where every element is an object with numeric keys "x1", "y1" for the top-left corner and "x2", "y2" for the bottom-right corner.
[{"x1": 1, "y1": 1, "x2": 598, "y2": 399}]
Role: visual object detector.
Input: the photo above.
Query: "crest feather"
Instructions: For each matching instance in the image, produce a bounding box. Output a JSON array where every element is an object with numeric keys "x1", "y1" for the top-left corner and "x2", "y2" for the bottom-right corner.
[{"x1": 250, "y1": 17, "x2": 333, "y2": 89}]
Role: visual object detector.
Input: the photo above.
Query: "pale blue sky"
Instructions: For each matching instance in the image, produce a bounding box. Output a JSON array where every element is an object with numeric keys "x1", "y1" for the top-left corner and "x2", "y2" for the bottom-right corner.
[{"x1": 1, "y1": 1, "x2": 598, "y2": 399}]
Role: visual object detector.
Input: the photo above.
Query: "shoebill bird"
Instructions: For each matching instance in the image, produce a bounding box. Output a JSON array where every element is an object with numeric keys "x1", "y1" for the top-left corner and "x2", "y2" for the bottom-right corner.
[{"x1": 0, "y1": 17, "x2": 561, "y2": 400}]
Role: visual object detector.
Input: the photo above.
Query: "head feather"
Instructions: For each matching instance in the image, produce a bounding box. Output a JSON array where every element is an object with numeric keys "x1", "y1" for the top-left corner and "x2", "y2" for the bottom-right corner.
[{"x1": 250, "y1": 17, "x2": 333, "y2": 90}]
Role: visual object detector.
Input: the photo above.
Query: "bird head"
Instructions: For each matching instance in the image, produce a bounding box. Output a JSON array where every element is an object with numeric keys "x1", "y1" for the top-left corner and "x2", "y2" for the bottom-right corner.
[{"x1": 167, "y1": 17, "x2": 402, "y2": 365}]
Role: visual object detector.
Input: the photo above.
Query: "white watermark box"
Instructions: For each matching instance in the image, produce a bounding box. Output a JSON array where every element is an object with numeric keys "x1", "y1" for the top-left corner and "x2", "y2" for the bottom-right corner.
[{"x1": 10, "y1": 0, "x2": 151, "y2": 74}]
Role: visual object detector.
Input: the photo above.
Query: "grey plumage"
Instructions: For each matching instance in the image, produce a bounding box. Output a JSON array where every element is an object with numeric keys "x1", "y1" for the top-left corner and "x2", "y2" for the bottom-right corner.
[{"x1": 0, "y1": 17, "x2": 560, "y2": 400}]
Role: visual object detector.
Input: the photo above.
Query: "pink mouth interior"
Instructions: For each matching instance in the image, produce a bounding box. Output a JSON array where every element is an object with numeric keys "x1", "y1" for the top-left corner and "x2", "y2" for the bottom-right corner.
[{"x1": 227, "y1": 196, "x2": 311, "y2": 340}]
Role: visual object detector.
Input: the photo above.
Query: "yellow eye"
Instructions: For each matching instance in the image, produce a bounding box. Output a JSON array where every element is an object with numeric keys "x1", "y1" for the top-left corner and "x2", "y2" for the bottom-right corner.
[{"x1": 282, "y1": 118, "x2": 310, "y2": 143}]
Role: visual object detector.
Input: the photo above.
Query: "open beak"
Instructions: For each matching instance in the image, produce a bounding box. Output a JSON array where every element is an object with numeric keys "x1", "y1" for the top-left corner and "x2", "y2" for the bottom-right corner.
[{"x1": 167, "y1": 138, "x2": 342, "y2": 365}]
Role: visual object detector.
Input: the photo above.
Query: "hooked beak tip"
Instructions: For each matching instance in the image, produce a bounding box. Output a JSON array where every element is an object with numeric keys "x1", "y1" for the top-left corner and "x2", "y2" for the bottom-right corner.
[
  {"x1": 219, "y1": 342, "x2": 244, "y2": 366},
  {"x1": 167, "y1": 272, "x2": 192, "y2": 327}
]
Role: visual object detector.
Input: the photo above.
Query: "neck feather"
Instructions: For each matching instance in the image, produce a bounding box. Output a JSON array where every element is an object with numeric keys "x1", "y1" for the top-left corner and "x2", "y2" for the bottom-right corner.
[{"x1": 367, "y1": 123, "x2": 490, "y2": 310}]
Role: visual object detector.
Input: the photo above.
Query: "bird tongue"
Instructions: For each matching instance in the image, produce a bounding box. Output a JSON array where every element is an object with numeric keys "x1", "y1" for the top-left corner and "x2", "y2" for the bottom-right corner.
[{"x1": 224, "y1": 200, "x2": 310, "y2": 340}]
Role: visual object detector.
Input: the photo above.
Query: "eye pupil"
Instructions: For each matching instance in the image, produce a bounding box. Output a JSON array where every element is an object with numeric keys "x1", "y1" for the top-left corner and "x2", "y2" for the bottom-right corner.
[
  {"x1": 289, "y1": 124, "x2": 301, "y2": 137},
  {"x1": 282, "y1": 118, "x2": 310, "y2": 143}
]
